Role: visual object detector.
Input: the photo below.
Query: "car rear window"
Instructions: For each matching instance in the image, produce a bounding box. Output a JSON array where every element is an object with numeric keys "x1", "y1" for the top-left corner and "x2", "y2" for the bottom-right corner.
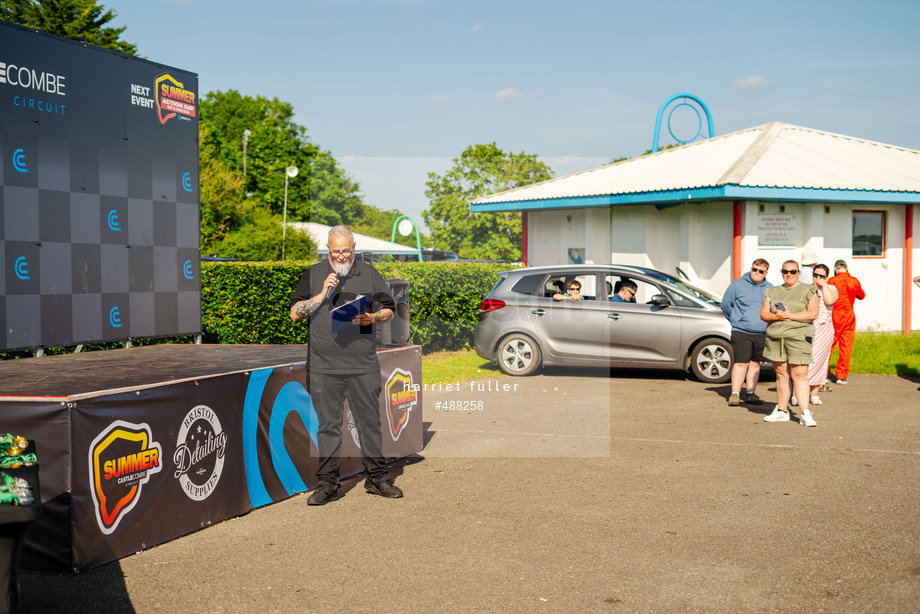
[{"x1": 510, "y1": 274, "x2": 546, "y2": 295}]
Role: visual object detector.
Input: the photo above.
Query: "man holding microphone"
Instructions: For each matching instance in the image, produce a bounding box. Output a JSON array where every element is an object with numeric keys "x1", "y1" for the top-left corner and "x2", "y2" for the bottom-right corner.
[{"x1": 289, "y1": 225, "x2": 401, "y2": 505}]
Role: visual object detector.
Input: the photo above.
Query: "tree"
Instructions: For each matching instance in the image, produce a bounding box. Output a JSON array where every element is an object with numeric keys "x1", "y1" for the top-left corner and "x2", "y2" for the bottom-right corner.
[
  {"x1": 199, "y1": 90, "x2": 364, "y2": 226},
  {"x1": 1, "y1": 0, "x2": 139, "y2": 55},
  {"x1": 423, "y1": 143, "x2": 553, "y2": 261},
  {"x1": 199, "y1": 125, "x2": 253, "y2": 247},
  {"x1": 212, "y1": 208, "x2": 315, "y2": 262}
]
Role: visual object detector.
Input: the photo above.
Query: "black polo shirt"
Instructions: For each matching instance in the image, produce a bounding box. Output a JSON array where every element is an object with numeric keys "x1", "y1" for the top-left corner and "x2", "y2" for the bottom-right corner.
[{"x1": 289, "y1": 259, "x2": 395, "y2": 375}]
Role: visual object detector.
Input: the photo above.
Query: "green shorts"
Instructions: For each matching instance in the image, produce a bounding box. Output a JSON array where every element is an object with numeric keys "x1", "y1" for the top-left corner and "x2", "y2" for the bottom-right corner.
[{"x1": 763, "y1": 334, "x2": 813, "y2": 365}]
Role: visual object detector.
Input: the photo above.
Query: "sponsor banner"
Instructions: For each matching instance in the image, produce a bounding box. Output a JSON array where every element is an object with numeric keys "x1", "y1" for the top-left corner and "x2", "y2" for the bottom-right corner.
[
  {"x1": 0, "y1": 400, "x2": 73, "y2": 573},
  {"x1": 71, "y1": 377, "x2": 246, "y2": 571},
  {"x1": 243, "y1": 346, "x2": 423, "y2": 508},
  {"x1": 242, "y1": 362, "x2": 324, "y2": 508},
  {"x1": 9, "y1": 345, "x2": 421, "y2": 572},
  {"x1": 377, "y1": 346, "x2": 423, "y2": 457},
  {"x1": 154, "y1": 73, "x2": 197, "y2": 125},
  {"x1": 88, "y1": 419, "x2": 163, "y2": 535},
  {"x1": 0, "y1": 22, "x2": 200, "y2": 352}
]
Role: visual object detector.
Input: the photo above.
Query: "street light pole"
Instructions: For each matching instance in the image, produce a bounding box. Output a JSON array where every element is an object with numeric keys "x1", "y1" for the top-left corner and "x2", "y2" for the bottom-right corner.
[
  {"x1": 282, "y1": 165, "x2": 298, "y2": 260},
  {"x1": 242, "y1": 129, "x2": 251, "y2": 187}
]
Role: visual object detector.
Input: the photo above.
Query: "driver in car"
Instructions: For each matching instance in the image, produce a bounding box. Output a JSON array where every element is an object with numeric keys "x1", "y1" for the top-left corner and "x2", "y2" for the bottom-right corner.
[{"x1": 611, "y1": 280, "x2": 637, "y2": 303}]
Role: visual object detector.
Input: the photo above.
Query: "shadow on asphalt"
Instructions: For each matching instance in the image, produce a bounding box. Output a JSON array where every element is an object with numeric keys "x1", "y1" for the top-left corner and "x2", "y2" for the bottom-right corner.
[
  {"x1": 19, "y1": 560, "x2": 135, "y2": 613},
  {"x1": 17, "y1": 456, "x2": 429, "y2": 613},
  {"x1": 893, "y1": 364, "x2": 920, "y2": 391},
  {"x1": 422, "y1": 421, "x2": 435, "y2": 447},
  {"x1": 538, "y1": 363, "x2": 778, "y2": 384}
]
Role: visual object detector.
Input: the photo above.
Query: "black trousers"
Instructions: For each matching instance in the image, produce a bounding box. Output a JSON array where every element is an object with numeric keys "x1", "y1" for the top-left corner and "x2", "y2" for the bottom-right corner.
[{"x1": 310, "y1": 371, "x2": 387, "y2": 486}]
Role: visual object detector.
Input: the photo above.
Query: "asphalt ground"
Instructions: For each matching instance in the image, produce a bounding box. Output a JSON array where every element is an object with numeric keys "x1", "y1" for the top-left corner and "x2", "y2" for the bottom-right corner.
[{"x1": 19, "y1": 368, "x2": 920, "y2": 613}]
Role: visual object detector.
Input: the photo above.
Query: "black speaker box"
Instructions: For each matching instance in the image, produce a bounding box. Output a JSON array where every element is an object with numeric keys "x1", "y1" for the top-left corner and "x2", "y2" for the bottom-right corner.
[{"x1": 376, "y1": 279, "x2": 410, "y2": 347}]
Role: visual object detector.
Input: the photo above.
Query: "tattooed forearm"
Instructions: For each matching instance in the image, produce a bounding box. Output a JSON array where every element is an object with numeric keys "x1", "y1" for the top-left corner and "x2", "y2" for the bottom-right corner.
[
  {"x1": 375, "y1": 309, "x2": 394, "y2": 323},
  {"x1": 293, "y1": 297, "x2": 321, "y2": 320}
]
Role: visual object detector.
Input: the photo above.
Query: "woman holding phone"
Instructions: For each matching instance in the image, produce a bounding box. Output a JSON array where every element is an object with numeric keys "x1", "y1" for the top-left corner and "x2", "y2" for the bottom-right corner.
[
  {"x1": 760, "y1": 260, "x2": 820, "y2": 426},
  {"x1": 793, "y1": 264, "x2": 839, "y2": 407}
]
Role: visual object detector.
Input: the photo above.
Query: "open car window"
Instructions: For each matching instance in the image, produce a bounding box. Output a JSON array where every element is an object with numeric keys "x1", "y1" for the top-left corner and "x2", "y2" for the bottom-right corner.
[
  {"x1": 604, "y1": 274, "x2": 660, "y2": 304},
  {"x1": 543, "y1": 273, "x2": 598, "y2": 301}
]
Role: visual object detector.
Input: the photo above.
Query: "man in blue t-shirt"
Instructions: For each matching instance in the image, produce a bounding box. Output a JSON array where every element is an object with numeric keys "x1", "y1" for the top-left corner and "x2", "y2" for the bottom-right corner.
[{"x1": 721, "y1": 258, "x2": 773, "y2": 406}]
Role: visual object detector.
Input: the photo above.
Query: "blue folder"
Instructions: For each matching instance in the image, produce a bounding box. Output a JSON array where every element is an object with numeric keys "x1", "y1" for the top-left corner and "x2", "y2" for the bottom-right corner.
[{"x1": 330, "y1": 295, "x2": 368, "y2": 333}]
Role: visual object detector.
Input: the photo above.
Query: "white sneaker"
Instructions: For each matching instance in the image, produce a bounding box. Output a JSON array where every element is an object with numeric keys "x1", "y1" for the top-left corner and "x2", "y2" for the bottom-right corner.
[
  {"x1": 810, "y1": 395, "x2": 823, "y2": 405},
  {"x1": 836, "y1": 379, "x2": 848, "y2": 385},
  {"x1": 800, "y1": 409, "x2": 817, "y2": 427},
  {"x1": 764, "y1": 406, "x2": 791, "y2": 422},
  {"x1": 790, "y1": 396, "x2": 798, "y2": 406}
]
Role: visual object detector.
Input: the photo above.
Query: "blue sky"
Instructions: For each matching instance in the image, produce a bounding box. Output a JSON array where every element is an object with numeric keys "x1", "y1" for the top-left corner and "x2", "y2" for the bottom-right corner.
[{"x1": 110, "y1": 0, "x2": 920, "y2": 232}]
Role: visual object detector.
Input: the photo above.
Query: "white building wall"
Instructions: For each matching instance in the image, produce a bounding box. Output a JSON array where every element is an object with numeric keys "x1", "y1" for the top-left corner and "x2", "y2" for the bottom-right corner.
[
  {"x1": 587, "y1": 207, "x2": 612, "y2": 264},
  {"x1": 527, "y1": 210, "x2": 564, "y2": 264},
  {"x1": 913, "y1": 205, "x2": 920, "y2": 332},
  {"x1": 744, "y1": 202, "x2": 906, "y2": 332},
  {"x1": 609, "y1": 206, "x2": 647, "y2": 266},
  {"x1": 525, "y1": 200, "x2": 919, "y2": 332},
  {"x1": 686, "y1": 202, "x2": 733, "y2": 284}
]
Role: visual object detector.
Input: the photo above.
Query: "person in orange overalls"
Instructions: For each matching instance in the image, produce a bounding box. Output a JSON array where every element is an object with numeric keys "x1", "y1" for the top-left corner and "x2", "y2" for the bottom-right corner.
[{"x1": 827, "y1": 259, "x2": 865, "y2": 384}]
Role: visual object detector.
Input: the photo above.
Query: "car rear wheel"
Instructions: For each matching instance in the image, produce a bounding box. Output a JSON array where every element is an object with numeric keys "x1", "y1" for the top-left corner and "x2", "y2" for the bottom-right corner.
[
  {"x1": 496, "y1": 334, "x2": 542, "y2": 376},
  {"x1": 690, "y1": 337, "x2": 733, "y2": 384}
]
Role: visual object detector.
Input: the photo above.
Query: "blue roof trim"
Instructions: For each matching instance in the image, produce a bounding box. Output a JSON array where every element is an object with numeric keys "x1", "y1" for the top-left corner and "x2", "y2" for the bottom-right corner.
[{"x1": 469, "y1": 185, "x2": 920, "y2": 212}]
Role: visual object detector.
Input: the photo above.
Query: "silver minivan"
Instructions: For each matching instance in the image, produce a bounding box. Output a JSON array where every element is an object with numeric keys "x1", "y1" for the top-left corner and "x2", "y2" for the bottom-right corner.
[{"x1": 474, "y1": 265, "x2": 734, "y2": 383}]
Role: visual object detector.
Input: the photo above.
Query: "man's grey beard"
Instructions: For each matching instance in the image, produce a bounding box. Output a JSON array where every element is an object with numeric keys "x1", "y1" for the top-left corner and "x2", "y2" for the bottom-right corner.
[{"x1": 330, "y1": 259, "x2": 353, "y2": 277}]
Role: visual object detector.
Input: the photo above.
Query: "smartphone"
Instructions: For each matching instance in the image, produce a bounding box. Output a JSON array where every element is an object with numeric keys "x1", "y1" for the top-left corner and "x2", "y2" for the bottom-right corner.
[{"x1": 774, "y1": 302, "x2": 785, "y2": 311}]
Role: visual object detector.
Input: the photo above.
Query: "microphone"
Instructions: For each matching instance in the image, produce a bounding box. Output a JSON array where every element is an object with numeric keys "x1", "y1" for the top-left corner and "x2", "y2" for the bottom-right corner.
[{"x1": 324, "y1": 273, "x2": 340, "y2": 301}]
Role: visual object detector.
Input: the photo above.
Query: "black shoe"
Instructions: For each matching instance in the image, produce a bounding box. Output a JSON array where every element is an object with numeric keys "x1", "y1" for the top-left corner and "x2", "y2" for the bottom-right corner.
[
  {"x1": 365, "y1": 477, "x2": 403, "y2": 498},
  {"x1": 307, "y1": 482, "x2": 338, "y2": 505}
]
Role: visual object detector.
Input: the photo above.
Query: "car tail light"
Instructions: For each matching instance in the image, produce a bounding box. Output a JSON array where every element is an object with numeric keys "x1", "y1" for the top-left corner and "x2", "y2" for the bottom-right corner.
[{"x1": 479, "y1": 299, "x2": 505, "y2": 313}]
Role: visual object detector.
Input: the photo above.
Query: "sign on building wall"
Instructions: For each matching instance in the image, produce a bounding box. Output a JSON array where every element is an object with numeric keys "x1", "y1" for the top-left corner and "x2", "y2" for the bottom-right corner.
[
  {"x1": 0, "y1": 22, "x2": 200, "y2": 351},
  {"x1": 756, "y1": 214, "x2": 796, "y2": 248}
]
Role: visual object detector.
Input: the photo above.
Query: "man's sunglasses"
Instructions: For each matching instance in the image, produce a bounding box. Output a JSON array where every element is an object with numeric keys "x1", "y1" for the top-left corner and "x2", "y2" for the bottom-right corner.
[
  {"x1": 781, "y1": 269, "x2": 799, "y2": 275},
  {"x1": 751, "y1": 267, "x2": 767, "y2": 274}
]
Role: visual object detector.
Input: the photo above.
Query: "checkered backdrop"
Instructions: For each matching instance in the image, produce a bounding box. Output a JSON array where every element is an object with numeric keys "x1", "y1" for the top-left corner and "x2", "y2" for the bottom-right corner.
[{"x1": 1, "y1": 23, "x2": 200, "y2": 351}]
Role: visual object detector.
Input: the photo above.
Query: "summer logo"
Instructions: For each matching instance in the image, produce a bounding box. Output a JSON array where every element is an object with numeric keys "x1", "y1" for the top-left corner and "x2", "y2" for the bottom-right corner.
[
  {"x1": 155, "y1": 73, "x2": 196, "y2": 125},
  {"x1": 173, "y1": 405, "x2": 227, "y2": 502},
  {"x1": 385, "y1": 368, "x2": 418, "y2": 441},
  {"x1": 89, "y1": 420, "x2": 163, "y2": 535}
]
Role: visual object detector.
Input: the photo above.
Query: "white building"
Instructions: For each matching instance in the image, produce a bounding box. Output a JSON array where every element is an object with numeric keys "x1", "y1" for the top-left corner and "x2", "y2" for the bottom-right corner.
[
  {"x1": 471, "y1": 122, "x2": 920, "y2": 333},
  {"x1": 287, "y1": 222, "x2": 421, "y2": 259}
]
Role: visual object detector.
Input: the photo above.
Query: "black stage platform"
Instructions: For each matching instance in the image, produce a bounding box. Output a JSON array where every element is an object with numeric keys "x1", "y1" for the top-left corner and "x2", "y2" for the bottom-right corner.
[
  {"x1": 0, "y1": 344, "x2": 423, "y2": 573},
  {"x1": 0, "y1": 344, "x2": 308, "y2": 400}
]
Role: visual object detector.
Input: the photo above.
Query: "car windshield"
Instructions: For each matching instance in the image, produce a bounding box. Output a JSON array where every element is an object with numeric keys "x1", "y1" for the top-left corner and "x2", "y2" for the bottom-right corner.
[{"x1": 633, "y1": 269, "x2": 722, "y2": 305}]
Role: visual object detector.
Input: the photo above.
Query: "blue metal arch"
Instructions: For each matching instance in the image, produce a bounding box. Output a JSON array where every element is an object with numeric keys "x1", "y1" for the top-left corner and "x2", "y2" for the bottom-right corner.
[{"x1": 652, "y1": 93, "x2": 714, "y2": 153}]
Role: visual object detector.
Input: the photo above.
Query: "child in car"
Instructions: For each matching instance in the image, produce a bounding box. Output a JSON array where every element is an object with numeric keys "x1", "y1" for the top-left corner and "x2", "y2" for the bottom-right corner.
[{"x1": 553, "y1": 280, "x2": 584, "y2": 301}]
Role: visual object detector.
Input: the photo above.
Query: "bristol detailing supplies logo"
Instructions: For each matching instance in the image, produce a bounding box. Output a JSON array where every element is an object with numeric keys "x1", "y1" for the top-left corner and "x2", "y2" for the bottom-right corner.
[
  {"x1": 154, "y1": 73, "x2": 196, "y2": 125},
  {"x1": 89, "y1": 421, "x2": 163, "y2": 535},
  {"x1": 173, "y1": 405, "x2": 227, "y2": 502},
  {"x1": 385, "y1": 368, "x2": 418, "y2": 441}
]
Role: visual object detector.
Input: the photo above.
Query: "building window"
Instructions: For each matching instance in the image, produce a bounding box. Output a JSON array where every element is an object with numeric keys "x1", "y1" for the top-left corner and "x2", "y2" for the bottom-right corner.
[{"x1": 852, "y1": 211, "x2": 885, "y2": 257}]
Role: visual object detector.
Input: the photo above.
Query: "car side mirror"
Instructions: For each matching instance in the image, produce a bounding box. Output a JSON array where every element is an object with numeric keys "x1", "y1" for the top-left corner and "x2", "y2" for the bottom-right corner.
[{"x1": 650, "y1": 294, "x2": 670, "y2": 306}]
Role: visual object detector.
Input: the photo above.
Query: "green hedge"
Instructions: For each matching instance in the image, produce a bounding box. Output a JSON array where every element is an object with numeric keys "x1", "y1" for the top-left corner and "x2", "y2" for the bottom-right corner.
[
  {"x1": 201, "y1": 261, "x2": 309, "y2": 345},
  {"x1": 201, "y1": 260, "x2": 517, "y2": 352}
]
